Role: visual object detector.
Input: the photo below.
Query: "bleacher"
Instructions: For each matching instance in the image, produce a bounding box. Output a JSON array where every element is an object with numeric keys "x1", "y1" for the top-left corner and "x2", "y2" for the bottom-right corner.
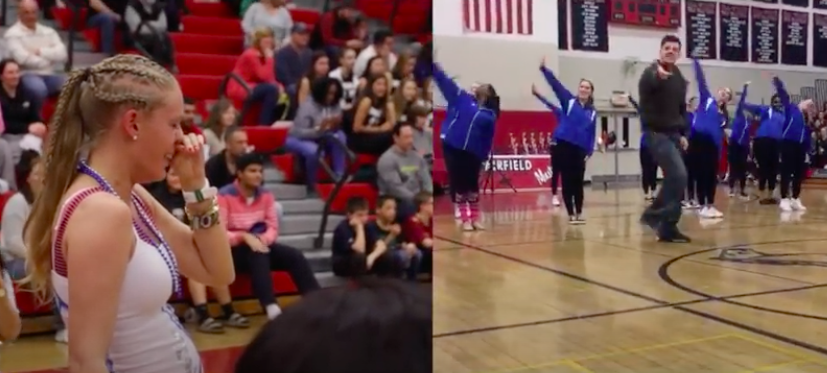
[{"x1": 9, "y1": 0, "x2": 430, "y2": 334}]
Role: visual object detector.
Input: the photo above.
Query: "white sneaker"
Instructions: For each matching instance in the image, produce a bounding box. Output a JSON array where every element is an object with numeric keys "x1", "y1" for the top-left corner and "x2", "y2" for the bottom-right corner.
[
  {"x1": 681, "y1": 201, "x2": 692, "y2": 209},
  {"x1": 699, "y1": 207, "x2": 717, "y2": 219},
  {"x1": 55, "y1": 329, "x2": 68, "y2": 343},
  {"x1": 791, "y1": 198, "x2": 806, "y2": 211},
  {"x1": 461, "y1": 221, "x2": 474, "y2": 231},
  {"x1": 779, "y1": 198, "x2": 793, "y2": 212},
  {"x1": 472, "y1": 220, "x2": 486, "y2": 230},
  {"x1": 690, "y1": 200, "x2": 701, "y2": 209},
  {"x1": 708, "y1": 206, "x2": 724, "y2": 218},
  {"x1": 454, "y1": 206, "x2": 462, "y2": 221},
  {"x1": 551, "y1": 195, "x2": 561, "y2": 206}
]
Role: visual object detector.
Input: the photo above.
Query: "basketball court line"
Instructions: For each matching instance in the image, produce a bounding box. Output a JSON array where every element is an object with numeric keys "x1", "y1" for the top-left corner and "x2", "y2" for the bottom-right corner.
[
  {"x1": 473, "y1": 333, "x2": 826, "y2": 373},
  {"x1": 434, "y1": 235, "x2": 827, "y2": 357}
]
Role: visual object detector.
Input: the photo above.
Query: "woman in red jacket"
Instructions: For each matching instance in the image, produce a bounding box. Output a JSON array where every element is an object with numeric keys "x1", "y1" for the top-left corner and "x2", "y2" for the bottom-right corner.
[{"x1": 227, "y1": 28, "x2": 283, "y2": 126}]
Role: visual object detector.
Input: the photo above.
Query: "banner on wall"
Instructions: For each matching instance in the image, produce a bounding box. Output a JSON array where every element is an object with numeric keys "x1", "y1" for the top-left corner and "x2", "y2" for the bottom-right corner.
[
  {"x1": 685, "y1": 0, "x2": 717, "y2": 59},
  {"x1": 570, "y1": 0, "x2": 609, "y2": 52},
  {"x1": 750, "y1": 7, "x2": 779, "y2": 64},
  {"x1": 814, "y1": 14, "x2": 827, "y2": 67},
  {"x1": 781, "y1": 10, "x2": 808, "y2": 66},
  {"x1": 719, "y1": 3, "x2": 749, "y2": 62}
]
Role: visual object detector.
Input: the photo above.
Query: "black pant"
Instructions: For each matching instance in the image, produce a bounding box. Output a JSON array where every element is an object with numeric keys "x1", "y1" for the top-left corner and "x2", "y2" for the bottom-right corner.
[
  {"x1": 779, "y1": 139, "x2": 807, "y2": 199},
  {"x1": 134, "y1": 33, "x2": 175, "y2": 68},
  {"x1": 640, "y1": 147, "x2": 658, "y2": 193},
  {"x1": 728, "y1": 142, "x2": 749, "y2": 193},
  {"x1": 550, "y1": 144, "x2": 562, "y2": 194},
  {"x1": 347, "y1": 131, "x2": 394, "y2": 156},
  {"x1": 232, "y1": 243, "x2": 320, "y2": 308},
  {"x1": 683, "y1": 151, "x2": 695, "y2": 201},
  {"x1": 687, "y1": 134, "x2": 719, "y2": 206},
  {"x1": 754, "y1": 137, "x2": 780, "y2": 192},
  {"x1": 642, "y1": 131, "x2": 687, "y2": 227},
  {"x1": 331, "y1": 251, "x2": 402, "y2": 278},
  {"x1": 555, "y1": 140, "x2": 586, "y2": 216},
  {"x1": 443, "y1": 143, "x2": 483, "y2": 202}
]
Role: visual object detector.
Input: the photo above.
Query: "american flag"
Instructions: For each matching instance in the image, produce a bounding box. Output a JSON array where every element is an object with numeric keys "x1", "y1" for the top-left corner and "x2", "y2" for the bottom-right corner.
[{"x1": 462, "y1": 0, "x2": 533, "y2": 35}]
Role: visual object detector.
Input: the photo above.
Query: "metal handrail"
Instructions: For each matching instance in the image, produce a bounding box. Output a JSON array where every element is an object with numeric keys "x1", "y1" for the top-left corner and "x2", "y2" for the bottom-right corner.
[{"x1": 314, "y1": 132, "x2": 356, "y2": 249}]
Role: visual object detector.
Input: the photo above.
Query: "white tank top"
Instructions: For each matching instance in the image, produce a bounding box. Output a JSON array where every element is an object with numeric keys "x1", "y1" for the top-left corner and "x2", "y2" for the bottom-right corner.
[{"x1": 51, "y1": 188, "x2": 202, "y2": 373}]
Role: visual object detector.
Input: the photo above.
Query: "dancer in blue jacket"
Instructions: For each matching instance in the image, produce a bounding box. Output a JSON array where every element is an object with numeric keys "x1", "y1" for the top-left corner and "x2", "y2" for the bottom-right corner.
[
  {"x1": 687, "y1": 59, "x2": 731, "y2": 219},
  {"x1": 727, "y1": 82, "x2": 751, "y2": 200},
  {"x1": 774, "y1": 77, "x2": 816, "y2": 212},
  {"x1": 531, "y1": 84, "x2": 565, "y2": 208},
  {"x1": 433, "y1": 62, "x2": 499, "y2": 231},
  {"x1": 538, "y1": 58, "x2": 596, "y2": 224},
  {"x1": 743, "y1": 88, "x2": 786, "y2": 204},
  {"x1": 626, "y1": 95, "x2": 659, "y2": 201}
]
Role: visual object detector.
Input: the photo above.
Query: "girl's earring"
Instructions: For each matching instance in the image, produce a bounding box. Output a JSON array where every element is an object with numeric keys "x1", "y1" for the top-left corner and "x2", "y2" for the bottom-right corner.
[{"x1": 133, "y1": 135, "x2": 138, "y2": 141}]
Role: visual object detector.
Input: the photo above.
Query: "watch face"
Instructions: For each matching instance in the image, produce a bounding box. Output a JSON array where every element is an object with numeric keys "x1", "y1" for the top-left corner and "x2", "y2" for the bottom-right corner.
[{"x1": 199, "y1": 214, "x2": 213, "y2": 228}]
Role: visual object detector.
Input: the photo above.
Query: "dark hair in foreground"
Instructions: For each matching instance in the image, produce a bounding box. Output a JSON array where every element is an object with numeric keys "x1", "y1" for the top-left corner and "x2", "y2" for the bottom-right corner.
[
  {"x1": 660, "y1": 34, "x2": 681, "y2": 47},
  {"x1": 234, "y1": 278, "x2": 432, "y2": 373}
]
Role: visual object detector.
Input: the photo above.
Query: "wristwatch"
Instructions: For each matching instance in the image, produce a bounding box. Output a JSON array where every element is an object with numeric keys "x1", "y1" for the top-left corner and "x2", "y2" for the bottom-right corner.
[
  {"x1": 183, "y1": 185, "x2": 218, "y2": 204},
  {"x1": 188, "y1": 201, "x2": 221, "y2": 230}
]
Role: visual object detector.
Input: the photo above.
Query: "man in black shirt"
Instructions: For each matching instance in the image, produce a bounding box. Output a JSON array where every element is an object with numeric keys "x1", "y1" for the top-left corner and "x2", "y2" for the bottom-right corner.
[
  {"x1": 638, "y1": 35, "x2": 691, "y2": 243},
  {"x1": 205, "y1": 126, "x2": 249, "y2": 188},
  {"x1": 331, "y1": 196, "x2": 388, "y2": 277}
]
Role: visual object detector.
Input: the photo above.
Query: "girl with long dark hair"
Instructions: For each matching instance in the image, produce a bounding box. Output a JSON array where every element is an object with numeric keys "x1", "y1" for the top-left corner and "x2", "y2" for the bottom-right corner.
[
  {"x1": 432, "y1": 62, "x2": 498, "y2": 231},
  {"x1": 773, "y1": 77, "x2": 816, "y2": 212},
  {"x1": 687, "y1": 59, "x2": 731, "y2": 219},
  {"x1": 537, "y1": 58, "x2": 596, "y2": 224}
]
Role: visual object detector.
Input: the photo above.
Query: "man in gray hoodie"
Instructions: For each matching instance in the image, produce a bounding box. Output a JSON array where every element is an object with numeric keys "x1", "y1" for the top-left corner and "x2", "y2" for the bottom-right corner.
[{"x1": 377, "y1": 122, "x2": 433, "y2": 221}]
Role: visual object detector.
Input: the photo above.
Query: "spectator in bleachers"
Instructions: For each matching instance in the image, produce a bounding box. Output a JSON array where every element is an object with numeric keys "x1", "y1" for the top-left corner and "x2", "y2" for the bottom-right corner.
[
  {"x1": 88, "y1": 0, "x2": 127, "y2": 56},
  {"x1": 354, "y1": 30, "x2": 397, "y2": 81},
  {"x1": 409, "y1": 104, "x2": 433, "y2": 161},
  {"x1": 0, "y1": 59, "x2": 47, "y2": 164},
  {"x1": 4, "y1": 0, "x2": 67, "y2": 109},
  {"x1": 148, "y1": 169, "x2": 250, "y2": 334},
  {"x1": 182, "y1": 96, "x2": 202, "y2": 128},
  {"x1": 357, "y1": 56, "x2": 392, "y2": 93},
  {"x1": 348, "y1": 74, "x2": 395, "y2": 155},
  {"x1": 285, "y1": 77, "x2": 346, "y2": 197},
  {"x1": 401, "y1": 191, "x2": 432, "y2": 274},
  {"x1": 296, "y1": 51, "x2": 329, "y2": 105},
  {"x1": 331, "y1": 196, "x2": 391, "y2": 278},
  {"x1": 227, "y1": 28, "x2": 283, "y2": 126},
  {"x1": 367, "y1": 196, "x2": 422, "y2": 281},
  {"x1": 393, "y1": 78, "x2": 419, "y2": 124},
  {"x1": 203, "y1": 98, "x2": 238, "y2": 156},
  {"x1": 274, "y1": 23, "x2": 312, "y2": 96},
  {"x1": 124, "y1": 0, "x2": 176, "y2": 71},
  {"x1": 352, "y1": 17, "x2": 369, "y2": 45},
  {"x1": 1, "y1": 150, "x2": 41, "y2": 280},
  {"x1": 391, "y1": 53, "x2": 416, "y2": 90},
  {"x1": 205, "y1": 126, "x2": 249, "y2": 188},
  {"x1": 242, "y1": 0, "x2": 293, "y2": 48},
  {"x1": 377, "y1": 123, "x2": 433, "y2": 221},
  {"x1": 309, "y1": 4, "x2": 363, "y2": 60},
  {"x1": 328, "y1": 47, "x2": 358, "y2": 111},
  {"x1": 0, "y1": 258, "x2": 21, "y2": 342},
  {"x1": 218, "y1": 153, "x2": 320, "y2": 320},
  {"x1": 234, "y1": 277, "x2": 431, "y2": 373}
]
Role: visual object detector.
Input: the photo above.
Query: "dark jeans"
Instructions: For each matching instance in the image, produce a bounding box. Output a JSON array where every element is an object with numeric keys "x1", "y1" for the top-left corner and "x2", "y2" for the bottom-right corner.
[
  {"x1": 779, "y1": 139, "x2": 807, "y2": 199},
  {"x1": 754, "y1": 137, "x2": 780, "y2": 192},
  {"x1": 332, "y1": 248, "x2": 421, "y2": 280},
  {"x1": 728, "y1": 142, "x2": 749, "y2": 192},
  {"x1": 86, "y1": 13, "x2": 119, "y2": 55},
  {"x1": 442, "y1": 142, "x2": 483, "y2": 202},
  {"x1": 395, "y1": 198, "x2": 416, "y2": 223},
  {"x1": 642, "y1": 131, "x2": 687, "y2": 227},
  {"x1": 231, "y1": 242, "x2": 320, "y2": 308},
  {"x1": 555, "y1": 140, "x2": 587, "y2": 216},
  {"x1": 687, "y1": 134, "x2": 719, "y2": 206},
  {"x1": 640, "y1": 146, "x2": 658, "y2": 193},
  {"x1": 248, "y1": 84, "x2": 280, "y2": 125}
]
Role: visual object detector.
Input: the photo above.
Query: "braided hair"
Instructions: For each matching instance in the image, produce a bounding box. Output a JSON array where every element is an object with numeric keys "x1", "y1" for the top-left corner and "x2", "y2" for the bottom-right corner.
[{"x1": 22, "y1": 54, "x2": 176, "y2": 302}]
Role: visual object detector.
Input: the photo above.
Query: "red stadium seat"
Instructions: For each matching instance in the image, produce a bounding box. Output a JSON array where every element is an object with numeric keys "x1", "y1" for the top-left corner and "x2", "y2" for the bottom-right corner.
[
  {"x1": 51, "y1": 6, "x2": 87, "y2": 30},
  {"x1": 170, "y1": 33, "x2": 244, "y2": 55},
  {"x1": 181, "y1": 15, "x2": 244, "y2": 36},
  {"x1": 289, "y1": 8, "x2": 321, "y2": 26},
  {"x1": 244, "y1": 127, "x2": 288, "y2": 153},
  {"x1": 176, "y1": 53, "x2": 238, "y2": 76},
  {"x1": 271, "y1": 154, "x2": 297, "y2": 183},
  {"x1": 177, "y1": 75, "x2": 224, "y2": 101},
  {"x1": 317, "y1": 183, "x2": 378, "y2": 213},
  {"x1": 185, "y1": 0, "x2": 236, "y2": 18}
]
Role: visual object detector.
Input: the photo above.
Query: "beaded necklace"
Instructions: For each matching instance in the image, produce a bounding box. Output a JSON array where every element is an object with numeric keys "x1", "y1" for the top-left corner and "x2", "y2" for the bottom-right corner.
[{"x1": 77, "y1": 162, "x2": 182, "y2": 297}]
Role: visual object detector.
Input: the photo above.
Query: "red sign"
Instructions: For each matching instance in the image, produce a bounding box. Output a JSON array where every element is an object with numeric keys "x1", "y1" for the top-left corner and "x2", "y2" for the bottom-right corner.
[{"x1": 480, "y1": 155, "x2": 553, "y2": 191}]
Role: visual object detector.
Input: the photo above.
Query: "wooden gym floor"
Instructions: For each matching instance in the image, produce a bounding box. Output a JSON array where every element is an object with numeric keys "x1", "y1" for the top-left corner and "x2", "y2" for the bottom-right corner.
[{"x1": 433, "y1": 188, "x2": 827, "y2": 373}]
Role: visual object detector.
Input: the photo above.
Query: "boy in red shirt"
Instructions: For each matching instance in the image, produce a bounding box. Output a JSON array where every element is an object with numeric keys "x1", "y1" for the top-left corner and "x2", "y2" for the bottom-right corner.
[{"x1": 402, "y1": 192, "x2": 432, "y2": 275}]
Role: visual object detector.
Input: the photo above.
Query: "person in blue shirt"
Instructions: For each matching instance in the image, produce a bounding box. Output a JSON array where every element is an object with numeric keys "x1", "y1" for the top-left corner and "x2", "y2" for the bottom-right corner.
[
  {"x1": 743, "y1": 89, "x2": 786, "y2": 204},
  {"x1": 727, "y1": 82, "x2": 751, "y2": 200},
  {"x1": 536, "y1": 58, "x2": 597, "y2": 224},
  {"x1": 531, "y1": 84, "x2": 565, "y2": 208},
  {"x1": 432, "y1": 62, "x2": 499, "y2": 231},
  {"x1": 625, "y1": 95, "x2": 659, "y2": 201},
  {"x1": 773, "y1": 77, "x2": 816, "y2": 212},
  {"x1": 686, "y1": 59, "x2": 731, "y2": 219}
]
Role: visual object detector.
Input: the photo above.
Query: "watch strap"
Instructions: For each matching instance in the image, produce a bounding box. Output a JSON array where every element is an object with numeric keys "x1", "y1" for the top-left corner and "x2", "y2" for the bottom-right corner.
[
  {"x1": 183, "y1": 186, "x2": 218, "y2": 204},
  {"x1": 188, "y1": 201, "x2": 221, "y2": 230}
]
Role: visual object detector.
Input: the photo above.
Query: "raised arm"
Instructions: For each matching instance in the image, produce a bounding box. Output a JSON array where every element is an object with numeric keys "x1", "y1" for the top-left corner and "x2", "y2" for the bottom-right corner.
[
  {"x1": 734, "y1": 83, "x2": 749, "y2": 118},
  {"x1": 772, "y1": 77, "x2": 791, "y2": 110},
  {"x1": 539, "y1": 64, "x2": 574, "y2": 109},
  {"x1": 691, "y1": 59, "x2": 712, "y2": 103},
  {"x1": 531, "y1": 89, "x2": 563, "y2": 116},
  {"x1": 431, "y1": 62, "x2": 467, "y2": 107}
]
